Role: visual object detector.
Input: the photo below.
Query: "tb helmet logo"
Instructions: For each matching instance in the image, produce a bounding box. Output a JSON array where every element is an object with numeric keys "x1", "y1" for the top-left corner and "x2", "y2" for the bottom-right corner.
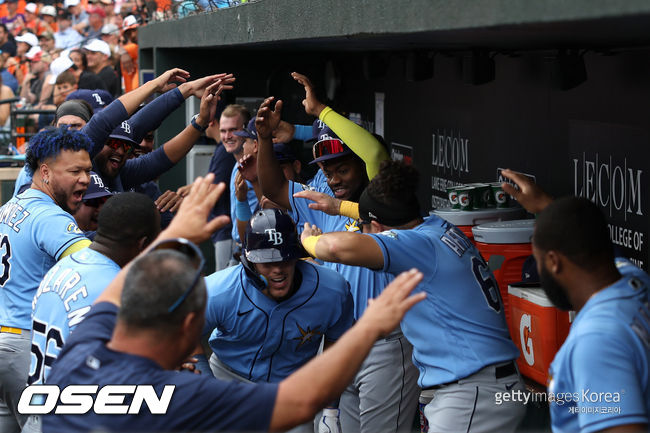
[
  {"x1": 92, "y1": 93, "x2": 105, "y2": 106},
  {"x1": 120, "y1": 121, "x2": 131, "y2": 134},
  {"x1": 520, "y1": 314, "x2": 535, "y2": 366},
  {"x1": 90, "y1": 174, "x2": 104, "y2": 188},
  {"x1": 264, "y1": 229, "x2": 283, "y2": 245}
]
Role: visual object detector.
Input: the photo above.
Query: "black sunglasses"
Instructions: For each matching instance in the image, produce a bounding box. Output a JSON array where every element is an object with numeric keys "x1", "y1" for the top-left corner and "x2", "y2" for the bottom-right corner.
[{"x1": 149, "y1": 238, "x2": 205, "y2": 313}]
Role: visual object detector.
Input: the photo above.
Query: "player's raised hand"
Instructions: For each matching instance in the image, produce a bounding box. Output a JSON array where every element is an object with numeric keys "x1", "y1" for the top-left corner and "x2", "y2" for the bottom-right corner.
[
  {"x1": 165, "y1": 173, "x2": 230, "y2": 244},
  {"x1": 293, "y1": 189, "x2": 341, "y2": 216},
  {"x1": 291, "y1": 72, "x2": 327, "y2": 117},
  {"x1": 155, "y1": 190, "x2": 183, "y2": 213},
  {"x1": 500, "y1": 168, "x2": 553, "y2": 214},
  {"x1": 234, "y1": 171, "x2": 249, "y2": 201},
  {"x1": 301, "y1": 223, "x2": 323, "y2": 245},
  {"x1": 238, "y1": 153, "x2": 257, "y2": 182},
  {"x1": 272, "y1": 120, "x2": 296, "y2": 144},
  {"x1": 153, "y1": 68, "x2": 190, "y2": 93},
  {"x1": 181, "y1": 73, "x2": 234, "y2": 99},
  {"x1": 359, "y1": 269, "x2": 425, "y2": 338},
  {"x1": 256, "y1": 96, "x2": 283, "y2": 139}
]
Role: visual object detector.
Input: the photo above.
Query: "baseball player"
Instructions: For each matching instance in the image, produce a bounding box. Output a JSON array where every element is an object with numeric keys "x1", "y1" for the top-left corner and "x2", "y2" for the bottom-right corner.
[
  {"x1": 257, "y1": 98, "x2": 420, "y2": 432},
  {"x1": 296, "y1": 160, "x2": 527, "y2": 433},
  {"x1": 22, "y1": 192, "x2": 160, "y2": 433},
  {"x1": 0, "y1": 127, "x2": 93, "y2": 433},
  {"x1": 203, "y1": 209, "x2": 354, "y2": 433},
  {"x1": 501, "y1": 170, "x2": 649, "y2": 432}
]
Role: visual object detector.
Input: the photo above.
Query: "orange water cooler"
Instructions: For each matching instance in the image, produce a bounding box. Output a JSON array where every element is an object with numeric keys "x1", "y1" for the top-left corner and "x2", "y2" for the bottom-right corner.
[
  {"x1": 471, "y1": 219, "x2": 535, "y2": 335},
  {"x1": 508, "y1": 284, "x2": 573, "y2": 384},
  {"x1": 432, "y1": 207, "x2": 525, "y2": 243}
]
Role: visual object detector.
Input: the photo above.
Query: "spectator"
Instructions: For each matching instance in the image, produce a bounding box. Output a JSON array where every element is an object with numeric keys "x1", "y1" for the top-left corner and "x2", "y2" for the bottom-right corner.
[
  {"x1": 37, "y1": 30, "x2": 56, "y2": 56},
  {"x1": 0, "y1": 54, "x2": 19, "y2": 94},
  {"x1": 100, "y1": 0, "x2": 121, "y2": 26},
  {"x1": 84, "y1": 39, "x2": 120, "y2": 96},
  {"x1": 65, "y1": 0, "x2": 89, "y2": 35},
  {"x1": 53, "y1": 70, "x2": 79, "y2": 105},
  {"x1": 24, "y1": 3, "x2": 48, "y2": 36},
  {"x1": 38, "y1": 6, "x2": 58, "y2": 34},
  {"x1": 1, "y1": 0, "x2": 25, "y2": 36},
  {"x1": 20, "y1": 46, "x2": 48, "y2": 105},
  {"x1": 0, "y1": 74, "x2": 15, "y2": 128},
  {"x1": 0, "y1": 24, "x2": 17, "y2": 61},
  {"x1": 85, "y1": 5, "x2": 107, "y2": 40},
  {"x1": 119, "y1": 15, "x2": 138, "y2": 92},
  {"x1": 54, "y1": 10, "x2": 84, "y2": 50},
  {"x1": 8, "y1": 32, "x2": 39, "y2": 84}
]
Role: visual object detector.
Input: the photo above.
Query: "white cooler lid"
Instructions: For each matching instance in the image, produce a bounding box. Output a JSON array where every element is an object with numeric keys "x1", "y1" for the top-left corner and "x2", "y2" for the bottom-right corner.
[
  {"x1": 472, "y1": 219, "x2": 535, "y2": 244},
  {"x1": 508, "y1": 284, "x2": 555, "y2": 307},
  {"x1": 432, "y1": 206, "x2": 525, "y2": 226}
]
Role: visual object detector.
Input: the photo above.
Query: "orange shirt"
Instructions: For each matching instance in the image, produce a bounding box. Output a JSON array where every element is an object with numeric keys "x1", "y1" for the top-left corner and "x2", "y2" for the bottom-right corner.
[{"x1": 120, "y1": 43, "x2": 139, "y2": 93}]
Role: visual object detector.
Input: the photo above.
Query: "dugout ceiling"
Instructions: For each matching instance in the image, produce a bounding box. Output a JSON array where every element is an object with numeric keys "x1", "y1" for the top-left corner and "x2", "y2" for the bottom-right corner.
[{"x1": 140, "y1": 0, "x2": 650, "y2": 272}]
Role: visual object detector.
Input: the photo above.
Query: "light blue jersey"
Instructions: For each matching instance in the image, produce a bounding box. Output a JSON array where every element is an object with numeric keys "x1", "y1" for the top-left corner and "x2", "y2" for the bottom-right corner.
[
  {"x1": 28, "y1": 248, "x2": 120, "y2": 385},
  {"x1": 368, "y1": 215, "x2": 519, "y2": 388},
  {"x1": 548, "y1": 258, "x2": 650, "y2": 433},
  {"x1": 204, "y1": 260, "x2": 354, "y2": 382},
  {"x1": 0, "y1": 189, "x2": 86, "y2": 330},
  {"x1": 229, "y1": 165, "x2": 258, "y2": 243},
  {"x1": 289, "y1": 179, "x2": 394, "y2": 319},
  {"x1": 13, "y1": 166, "x2": 31, "y2": 196}
]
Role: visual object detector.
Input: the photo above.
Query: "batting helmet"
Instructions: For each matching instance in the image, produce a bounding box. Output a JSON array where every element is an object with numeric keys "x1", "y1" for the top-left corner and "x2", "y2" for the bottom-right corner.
[{"x1": 244, "y1": 209, "x2": 302, "y2": 263}]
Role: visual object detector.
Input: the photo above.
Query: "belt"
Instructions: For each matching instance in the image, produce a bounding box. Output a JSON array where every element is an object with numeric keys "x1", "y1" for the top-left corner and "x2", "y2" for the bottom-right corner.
[
  {"x1": 0, "y1": 326, "x2": 22, "y2": 335},
  {"x1": 424, "y1": 361, "x2": 517, "y2": 390}
]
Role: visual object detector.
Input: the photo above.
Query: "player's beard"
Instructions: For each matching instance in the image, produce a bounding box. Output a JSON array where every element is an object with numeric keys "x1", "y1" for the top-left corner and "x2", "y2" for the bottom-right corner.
[
  {"x1": 52, "y1": 186, "x2": 79, "y2": 214},
  {"x1": 539, "y1": 264, "x2": 573, "y2": 311}
]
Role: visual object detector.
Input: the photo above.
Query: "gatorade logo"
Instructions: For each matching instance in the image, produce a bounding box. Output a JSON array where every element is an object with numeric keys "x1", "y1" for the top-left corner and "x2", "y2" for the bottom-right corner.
[
  {"x1": 459, "y1": 193, "x2": 470, "y2": 207},
  {"x1": 495, "y1": 190, "x2": 506, "y2": 204},
  {"x1": 448, "y1": 192, "x2": 458, "y2": 205},
  {"x1": 520, "y1": 314, "x2": 534, "y2": 366},
  {"x1": 264, "y1": 229, "x2": 283, "y2": 245}
]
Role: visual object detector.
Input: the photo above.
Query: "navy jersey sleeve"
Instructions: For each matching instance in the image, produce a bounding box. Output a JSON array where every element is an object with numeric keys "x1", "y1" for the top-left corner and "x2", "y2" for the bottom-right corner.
[
  {"x1": 82, "y1": 99, "x2": 129, "y2": 158},
  {"x1": 568, "y1": 332, "x2": 648, "y2": 432},
  {"x1": 177, "y1": 377, "x2": 278, "y2": 432},
  {"x1": 324, "y1": 281, "x2": 355, "y2": 342},
  {"x1": 128, "y1": 89, "x2": 185, "y2": 143},
  {"x1": 119, "y1": 147, "x2": 174, "y2": 190},
  {"x1": 208, "y1": 144, "x2": 235, "y2": 217},
  {"x1": 58, "y1": 302, "x2": 118, "y2": 356}
]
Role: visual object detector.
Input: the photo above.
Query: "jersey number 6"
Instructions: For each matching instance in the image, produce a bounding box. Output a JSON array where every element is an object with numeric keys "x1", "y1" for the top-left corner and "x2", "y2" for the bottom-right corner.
[{"x1": 471, "y1": 256, "x2": 501, "y2": 313}]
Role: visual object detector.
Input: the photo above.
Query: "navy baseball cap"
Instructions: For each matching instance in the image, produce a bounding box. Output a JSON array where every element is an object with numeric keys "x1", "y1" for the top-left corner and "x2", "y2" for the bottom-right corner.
[
  {"x1": 83, "y1": 172, "x2": 113, "y2": 200},
  {"x1": 274, "y1": 142, "x2": 297, "y2": 163},
  {"x1": 310, "y1": 137, "x2": 353, "y2": 165},
  {"x1": 109, "y1": 121, "x2": 138, "y2": 146},
  {"x1": 234, "y1": 118, "x2": 257, "y2": 140},
  {"x1": 66, "y1": 89, "x2": 113, "y2": 113}
]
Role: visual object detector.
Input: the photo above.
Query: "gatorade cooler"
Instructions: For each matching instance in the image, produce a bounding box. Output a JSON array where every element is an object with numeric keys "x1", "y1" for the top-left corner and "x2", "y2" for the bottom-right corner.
[
  {"x1": 471, "y1": 219, "x2": 535, "y2": 335},
  {"x1": 432, "y1": 207, "x2": 525, "y2": 243},
  {"x1": 508, "y1": 284, "x2": 573, "y2": 385}
]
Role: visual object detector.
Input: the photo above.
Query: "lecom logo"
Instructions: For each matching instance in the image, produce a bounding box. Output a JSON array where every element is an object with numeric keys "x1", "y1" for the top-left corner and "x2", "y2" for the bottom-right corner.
[{"x1": 18, "y1": 385, "x2": 175, "y2": 415}]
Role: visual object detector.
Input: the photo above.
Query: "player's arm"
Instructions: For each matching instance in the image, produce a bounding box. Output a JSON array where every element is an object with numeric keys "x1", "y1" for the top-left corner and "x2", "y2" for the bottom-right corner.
[
  {"x1": 292, "y1": 189, "x2": 359, "y2": 219},
  {"x1": 291, "y1": 72, "x2": 389, "y2": 179},
  {"x1": 301, "y1": 223, "x2": 384, "y2": 270},
  {"x1": 161, "y1": 77, "x2": 233, "y2": 164},
  {"x1": 270, "y1": 269, "x2": 425, "y2": 432},
  {"x1": 500, "y1": 169, "x2": 553, "y2": 214},
  {"x1": 256, "y1": 96, "x2": 292, "y2": 210},
  {"x1": 94, "y1": 174, "x2": 230, "y2": 306}
]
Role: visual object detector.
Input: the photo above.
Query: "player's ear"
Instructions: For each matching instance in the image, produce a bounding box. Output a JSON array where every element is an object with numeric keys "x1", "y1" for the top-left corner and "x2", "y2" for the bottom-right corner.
[
  {"x1": 292, "y1": 160, "x2": 301, "y2": 175},
  {"x1": 545, "y1": 250, "x2": 562, "y2": 275},
  {"x1": 39, "y1": 163, "x2": 50, "y2": 182},
  {"x1": 370, "y1": 220, "x2": 383, "y2": 234}
]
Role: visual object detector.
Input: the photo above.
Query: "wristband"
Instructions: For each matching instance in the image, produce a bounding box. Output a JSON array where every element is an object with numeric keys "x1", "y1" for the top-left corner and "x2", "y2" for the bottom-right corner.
[
  {"x1": 190, "y1": 114, "x2": 207, "y2": 133},
  {"x1": 339, "y1": 200, "x2": 360, "y2": 219},
  {"x1": 235, "y1": 199, "x2": 252, "y2": 221},
  {"x1": 302, "y1": 235, "x2": 321, "y2": 257}
]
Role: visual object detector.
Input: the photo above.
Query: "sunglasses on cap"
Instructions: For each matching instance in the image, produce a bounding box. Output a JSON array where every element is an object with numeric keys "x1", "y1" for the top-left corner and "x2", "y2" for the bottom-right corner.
[
  {"x1": 83, "y1": 196, "x2": 109, "y2": 208},
  {"x1": 106, "y1": 138, "x2": 135, "y2": 155},
  {"x1": 313, "y1": 138, "x2": 346, "y2": 159},
  {"x1": 148, "y1": 238, "x2": 206, "y2": 313}
]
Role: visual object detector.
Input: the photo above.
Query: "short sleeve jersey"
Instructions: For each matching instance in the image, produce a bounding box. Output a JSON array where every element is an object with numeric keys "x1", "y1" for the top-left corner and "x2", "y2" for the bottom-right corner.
[
  {"x1": 43, "y1": 302, "x2": 278, "y2": 433},
  {"x1": 288, "y1": 177, "x2": 393, "y2": 319},
  {"x1": 548, "y1": 259, "x2": 650, "y2": 433},
  {"x1": 0, "y1": 189, "x2": 86, "y2": 329},
  {"x1": 204, "y1": 260, "x2": 354, "y2": 382},
  {"x1": 29, "y1": 248, "x2": 120, "y2": 385},
  {"x1": 368, "y1": 215, "x2": 519, "y2": 387}
]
